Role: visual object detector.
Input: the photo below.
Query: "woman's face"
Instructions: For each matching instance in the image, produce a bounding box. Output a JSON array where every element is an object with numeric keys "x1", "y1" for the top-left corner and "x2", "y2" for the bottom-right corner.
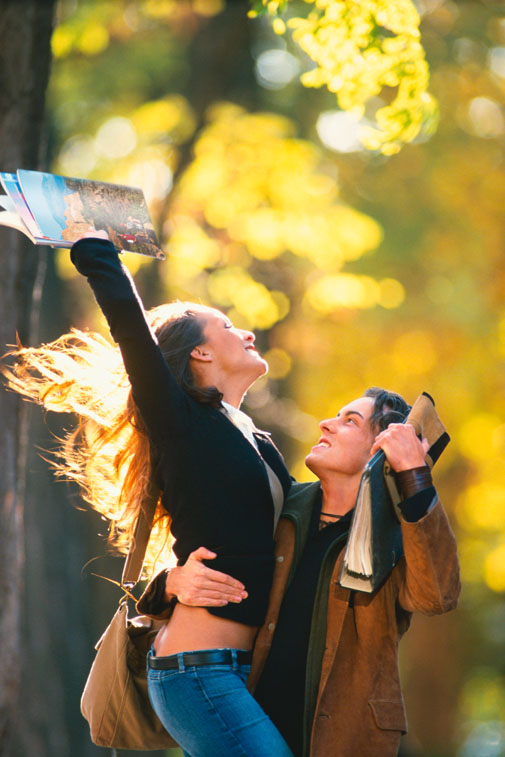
[{"x1": 196, "y1": 309, "x2": 268, "y2": 386}]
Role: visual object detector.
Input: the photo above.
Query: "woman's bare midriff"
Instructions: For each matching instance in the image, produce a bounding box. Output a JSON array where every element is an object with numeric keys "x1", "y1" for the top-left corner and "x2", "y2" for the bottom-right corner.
[{"x1": 153, "y1": 604, "x2": 258, "y2": 657}]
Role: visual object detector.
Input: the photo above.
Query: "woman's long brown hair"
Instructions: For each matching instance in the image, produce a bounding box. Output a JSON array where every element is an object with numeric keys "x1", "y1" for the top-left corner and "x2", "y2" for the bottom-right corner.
[{"x1": 1, "y1": 301, "x2": 222, "y2": 575}]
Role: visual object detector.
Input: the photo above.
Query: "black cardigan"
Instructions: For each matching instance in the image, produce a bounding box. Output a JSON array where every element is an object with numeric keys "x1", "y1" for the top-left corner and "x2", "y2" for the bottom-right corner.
[{"x1": 71, "y1": 238, "x2": 291, "y2": 626}]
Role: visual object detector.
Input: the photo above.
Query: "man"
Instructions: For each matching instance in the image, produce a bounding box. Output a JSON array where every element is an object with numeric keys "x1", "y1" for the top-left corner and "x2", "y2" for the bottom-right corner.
[{"x1": 140, "y1": 388, "x2": 460, "y2": 756}]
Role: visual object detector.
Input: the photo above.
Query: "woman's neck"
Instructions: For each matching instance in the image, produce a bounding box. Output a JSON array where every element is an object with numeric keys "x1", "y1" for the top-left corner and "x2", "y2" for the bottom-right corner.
[
  {"x1": 196, "y1": 366, "x2": 249, "y2": 409},
  {"x1": 220, "y1": 388, "x2": 245, "y2": 409}
]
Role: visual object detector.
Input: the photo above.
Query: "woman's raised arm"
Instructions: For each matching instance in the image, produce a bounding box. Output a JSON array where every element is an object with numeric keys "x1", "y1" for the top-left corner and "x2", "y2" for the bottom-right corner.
[{"x1": 71, "y1": 236, "x2": 189, "y2": 437}]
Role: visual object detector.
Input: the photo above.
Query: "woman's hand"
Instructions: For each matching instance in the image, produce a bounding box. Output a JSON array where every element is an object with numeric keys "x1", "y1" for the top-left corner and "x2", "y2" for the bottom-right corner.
[
  {"x1": 165, "y1": 547, "x2": 248, "y2": 607},
  {"x1": 370, "y1": 423, "x2": 429, "y2": 472}
]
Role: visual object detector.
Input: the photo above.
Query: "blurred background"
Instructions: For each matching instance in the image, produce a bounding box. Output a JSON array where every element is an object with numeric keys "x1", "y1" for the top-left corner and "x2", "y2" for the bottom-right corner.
[{"x1": 2, "y1": 0, "x2": 505, "y2": 755}]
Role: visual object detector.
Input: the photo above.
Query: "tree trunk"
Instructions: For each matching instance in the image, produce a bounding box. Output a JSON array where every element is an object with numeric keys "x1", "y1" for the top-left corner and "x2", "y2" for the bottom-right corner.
[
  {"x1": 154, "y1": 0, "x2": 255, "y2": 237},
  {"x1": 0, "y1": 0, "x2": 55, "y2": 752}
]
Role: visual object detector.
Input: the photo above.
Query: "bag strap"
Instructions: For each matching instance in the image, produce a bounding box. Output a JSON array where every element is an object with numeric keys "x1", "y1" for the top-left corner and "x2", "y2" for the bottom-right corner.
[{"x1": 121, "y1": 480, "x2": 160, "y2": 589}]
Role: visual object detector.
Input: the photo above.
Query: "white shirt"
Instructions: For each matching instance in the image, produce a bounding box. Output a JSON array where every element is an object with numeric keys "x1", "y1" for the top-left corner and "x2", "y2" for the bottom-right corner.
[
  {"x1": 221, "y1": 401, "x2": 285, "y2": 530},
  {"x1": 221, "y1": 401, "x2": 261, "y2": 451}
]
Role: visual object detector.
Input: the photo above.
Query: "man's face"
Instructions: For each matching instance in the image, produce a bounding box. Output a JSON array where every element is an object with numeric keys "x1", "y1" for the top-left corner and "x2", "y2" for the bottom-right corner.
[{"x1": 305, "y1": 396, "x2": 377, "y2": 479}]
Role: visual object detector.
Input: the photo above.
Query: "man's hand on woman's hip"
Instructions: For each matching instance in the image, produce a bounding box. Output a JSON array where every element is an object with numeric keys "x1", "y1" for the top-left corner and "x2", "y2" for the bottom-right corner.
[{"x1": 165, "y1": 547, "x2": 247, "y2": 607}]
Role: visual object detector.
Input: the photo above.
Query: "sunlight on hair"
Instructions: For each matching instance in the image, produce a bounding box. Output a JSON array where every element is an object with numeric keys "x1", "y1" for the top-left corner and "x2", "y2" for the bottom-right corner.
[{"x1": 1, "y1": 329, "x2": 173, "y2": 575}]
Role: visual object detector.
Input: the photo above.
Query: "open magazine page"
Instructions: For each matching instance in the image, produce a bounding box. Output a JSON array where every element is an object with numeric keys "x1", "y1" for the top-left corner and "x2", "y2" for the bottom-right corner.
[
  {"x1": 0, "y1": 196, "x2": 13, "y2": 211},
  {"x1": 17, "y1": 170, "x2": 165, "y2": 259},
  {"x1": 0, "y1": 172, "x2": 43, "y2": 237},
  {"x1": 0, "y1": 194, "x2": 36, "y2": 240}
]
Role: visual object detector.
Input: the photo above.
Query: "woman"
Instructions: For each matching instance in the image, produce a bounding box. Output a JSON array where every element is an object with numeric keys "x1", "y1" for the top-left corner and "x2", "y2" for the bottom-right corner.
[{"x1": 4, "y1": 235, "x2": 294, "y2": 757}]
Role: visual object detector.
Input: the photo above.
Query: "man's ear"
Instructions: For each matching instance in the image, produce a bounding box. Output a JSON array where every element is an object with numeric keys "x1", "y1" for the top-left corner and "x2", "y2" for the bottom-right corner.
[
  {"x1": 367, "y1": 431, "x2": 379, "y2": 460},
  {"x1": 190, "y1": 345, "x2": 213, "y2": 362}
]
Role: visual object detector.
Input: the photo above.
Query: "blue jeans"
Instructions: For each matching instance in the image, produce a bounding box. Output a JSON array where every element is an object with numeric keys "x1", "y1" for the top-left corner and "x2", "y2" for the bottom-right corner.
[{"x1": 146, "y1": 648, "x2": 294, "y2": 757}]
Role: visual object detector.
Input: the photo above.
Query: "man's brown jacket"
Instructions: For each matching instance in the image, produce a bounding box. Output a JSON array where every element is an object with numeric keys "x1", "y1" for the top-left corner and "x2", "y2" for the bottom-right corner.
[{"x1": 247, "y1": 482, "x2": 461, "y2": 757}]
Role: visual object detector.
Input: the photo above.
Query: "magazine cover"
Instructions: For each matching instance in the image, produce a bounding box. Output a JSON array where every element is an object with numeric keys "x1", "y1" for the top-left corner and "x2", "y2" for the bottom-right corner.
[{"x1": 17, "y1": 170, "x2": 165, "y2": 259}]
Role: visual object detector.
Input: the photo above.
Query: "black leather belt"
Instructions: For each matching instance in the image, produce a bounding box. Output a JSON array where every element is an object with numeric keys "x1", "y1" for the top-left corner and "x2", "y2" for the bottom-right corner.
[{"x1": 148, "y1": 649, "x2": 252, "y2": 670}]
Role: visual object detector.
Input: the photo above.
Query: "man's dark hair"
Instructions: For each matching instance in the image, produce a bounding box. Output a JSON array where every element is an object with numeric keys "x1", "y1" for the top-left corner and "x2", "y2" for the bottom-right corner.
[{"x1": 363, "y1": 387, "x2": 411, "y2": 432}]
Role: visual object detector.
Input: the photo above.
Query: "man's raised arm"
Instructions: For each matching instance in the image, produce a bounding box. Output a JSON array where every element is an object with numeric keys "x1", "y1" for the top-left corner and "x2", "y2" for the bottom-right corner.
[{"x1": 372, "y1": 422, "x2": 460, "y2": 614}]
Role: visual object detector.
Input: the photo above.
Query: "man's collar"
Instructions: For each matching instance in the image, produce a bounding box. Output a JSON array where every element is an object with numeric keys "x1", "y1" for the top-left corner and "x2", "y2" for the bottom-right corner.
[{"x1": 281, "y1": 481, "x2": 321, "y2": 520}]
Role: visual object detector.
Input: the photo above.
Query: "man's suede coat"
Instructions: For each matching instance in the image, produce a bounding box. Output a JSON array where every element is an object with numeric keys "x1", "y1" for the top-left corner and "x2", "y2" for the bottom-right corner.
[{"x1": 247, "y1": 482, "x2": 460, "y2": 757}]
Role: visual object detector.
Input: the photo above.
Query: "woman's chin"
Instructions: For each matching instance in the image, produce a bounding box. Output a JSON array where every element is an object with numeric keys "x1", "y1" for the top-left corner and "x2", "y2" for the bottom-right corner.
[
  {"x1": 246, "y1": 359, "x2": 268, "y2": 386},
  {"x1": 256, "y1": 358, "x2": 269, "y2": 378}
]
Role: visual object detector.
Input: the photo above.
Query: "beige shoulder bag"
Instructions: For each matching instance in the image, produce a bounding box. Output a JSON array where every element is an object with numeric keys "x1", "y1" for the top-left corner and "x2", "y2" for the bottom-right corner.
[{"x1": 80, "y1": 484, "x2": 177, "y2": 750}]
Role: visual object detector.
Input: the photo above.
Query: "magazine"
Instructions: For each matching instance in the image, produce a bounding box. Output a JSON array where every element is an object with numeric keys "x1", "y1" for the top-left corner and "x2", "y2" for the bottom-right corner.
[{"x1": 0, "y1": 169, "x2": 165, "y2": 260}]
